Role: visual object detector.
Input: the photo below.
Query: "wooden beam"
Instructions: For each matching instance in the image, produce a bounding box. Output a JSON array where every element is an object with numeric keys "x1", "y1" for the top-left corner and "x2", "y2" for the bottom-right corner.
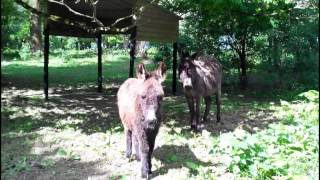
[
  {"x1": 44, "y1": 26, "x2": 49, "y2": 100},
  {"x1": 129, "y1": 27, "x2": 136, "y2": 78},
  {"x1": 172, "y1": 42, "x2": 177, "y2": 95},
  {"x1": 97, "y1": 33, "x2": 102, "y2": 92}
]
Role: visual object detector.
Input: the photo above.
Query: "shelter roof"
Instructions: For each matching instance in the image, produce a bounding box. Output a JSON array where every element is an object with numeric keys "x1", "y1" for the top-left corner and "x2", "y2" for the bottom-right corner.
[{"x1": 47, "y1": 0, "x2": 181, "y2": 42}]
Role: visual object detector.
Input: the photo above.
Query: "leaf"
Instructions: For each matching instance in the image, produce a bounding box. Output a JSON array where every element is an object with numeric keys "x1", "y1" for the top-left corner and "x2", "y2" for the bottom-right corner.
[
  {"x1": 288, "y1": 144, "x2": 303, "y2": 152},
  {"x1": 233, "y1": 155, "x2": 241, "y2": 163},
  {"x1": 185, "y1": 160, "x2": 199, "y2": 170},
  {"x1": 270, "y1": 19, "x2": 279, "y2": 28},
  {"x1": 56, "y1": 148, "x2": 68, "y2": 156},
  {"x1": 280, "y1": 100, "x2": 290, "y2": 106},
  {"x1": 298, "y1": 90, "x2": 319, "y2": 102},
  {"x1": 71, "y1": 154, "x2": 81, "y2": 161},
  {"x1": 169, "y1": 154, "x2": 178, "y2": 162},
  {"x1": 40, "y1": 159, "x2": 54, "y2": 168}
]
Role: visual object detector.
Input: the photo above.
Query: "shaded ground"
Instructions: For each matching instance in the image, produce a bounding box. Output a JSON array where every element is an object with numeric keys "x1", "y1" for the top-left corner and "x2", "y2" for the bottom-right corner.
[
  {"x1": 1, "y1": 52, "x2": 289, "y2": 179},
  {"x1": 1, "y1": 83, "x2": 280, "y2": 180}
]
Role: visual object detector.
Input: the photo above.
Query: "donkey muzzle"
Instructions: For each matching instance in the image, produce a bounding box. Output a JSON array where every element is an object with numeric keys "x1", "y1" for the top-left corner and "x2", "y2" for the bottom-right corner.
[{"x1": 183, "y1": 78, "x2": 193, "y2": 90}]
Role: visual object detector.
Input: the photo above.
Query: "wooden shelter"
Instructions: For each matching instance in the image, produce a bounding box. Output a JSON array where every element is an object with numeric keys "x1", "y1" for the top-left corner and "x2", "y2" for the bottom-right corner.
[{"x1": 44, "y1": 0, "x2": 181, "y2": 100}]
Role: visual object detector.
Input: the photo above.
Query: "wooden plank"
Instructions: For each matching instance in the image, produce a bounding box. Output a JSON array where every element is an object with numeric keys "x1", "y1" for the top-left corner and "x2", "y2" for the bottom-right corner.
[
  {"x1": 137, "y1": 0, "x2": 181, "y2": 20},
  {"x1": 137, "y1": 26, "x2": 178, "y2": 37},
  {"x1": 136, "y1": 33, "x2": 177, "y2": 43},
  {"x1": 137, "y1": 17, "x2": 179, "y2": 27}
]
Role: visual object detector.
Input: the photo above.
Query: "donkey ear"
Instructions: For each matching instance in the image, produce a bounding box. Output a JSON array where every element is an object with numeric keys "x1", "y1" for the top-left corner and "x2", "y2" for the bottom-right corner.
[
  {"x1": 156, "y1": 61, "x2": 167, "y2": 83},
  {"x1": 185, "y1": 51, "x2": 190, "y2": 57},
  {"x1": 181, "y1": 50, "x2": 190, "y2": 58},
  {"x1": 137, "y1": 63, "x2": 147, "y2": 80},
  {"x1": 191, "y1": 52, "x2": 198, "y2": 59}
]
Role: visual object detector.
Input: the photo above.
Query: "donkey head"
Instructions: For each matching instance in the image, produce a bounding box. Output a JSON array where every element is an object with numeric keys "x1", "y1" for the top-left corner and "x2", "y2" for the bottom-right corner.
[
  {"x1": 136, "y1": 62, "x2": 167, "y2": 128},
  {"x1": 178, "y1": 51, "x2": 198, "y2": 90}
]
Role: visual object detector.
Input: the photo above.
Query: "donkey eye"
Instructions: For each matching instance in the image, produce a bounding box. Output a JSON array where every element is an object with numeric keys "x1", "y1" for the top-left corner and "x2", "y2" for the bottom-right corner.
[
  {"x1": 187, "y1": 69, "x2": 192, "y2": 76},
  {"x1": 141, "y1": 95, "x2": 146, "y2": 99}
]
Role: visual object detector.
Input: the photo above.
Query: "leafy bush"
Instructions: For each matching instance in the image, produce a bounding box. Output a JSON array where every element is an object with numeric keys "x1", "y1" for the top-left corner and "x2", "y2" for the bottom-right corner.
[
  {"x1": 19, "y1": 43, "x2": 32, "y2": 60},
  {"x1": 150, "y1": 44, "x2": 172, "y2": 69},
  {"x1": 3, "y1": 48, "x2": 20, "y2": 60},
  {"x1": 211, "y1": 90, "x2": 319, "y2": 179}
]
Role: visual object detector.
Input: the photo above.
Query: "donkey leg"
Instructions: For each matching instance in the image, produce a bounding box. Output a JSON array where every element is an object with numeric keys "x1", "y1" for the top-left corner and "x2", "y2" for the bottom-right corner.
[
  {"x1": 185, "y1": 95, "x2": 195, "y2": 130},
  {"x1": 125, "y1": 129, "x2": 132, "y2": 158},
  {"x1": 139, "y1": 133, "x2": 151, "y2": 178},
  {"x1": 203, "y1": 96, "x2": 212, "y2": 122},
  {"x1": 216, "y1": 91, "x2": 221, "y2": 123},
  {"x1": 146, "y1": 131, "x2": 157, "y2": 175},
  {"x1": 194, "y1": 97, "x2": 201, "y2": 131},
  {"x1": 133, "y1": 135, "x2": 141, "y2": 161}
]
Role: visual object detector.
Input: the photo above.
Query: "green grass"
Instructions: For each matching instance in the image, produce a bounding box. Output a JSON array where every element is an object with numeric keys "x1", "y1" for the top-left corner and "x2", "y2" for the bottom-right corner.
[{"x1": 2, "y1": 49, "x2": 165, "y2": 89}]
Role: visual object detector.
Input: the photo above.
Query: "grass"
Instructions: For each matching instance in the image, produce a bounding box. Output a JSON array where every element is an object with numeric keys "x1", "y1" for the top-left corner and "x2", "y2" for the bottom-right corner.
[{"x1": 1, "y1": 49, "x2": 319, "y2": 179}]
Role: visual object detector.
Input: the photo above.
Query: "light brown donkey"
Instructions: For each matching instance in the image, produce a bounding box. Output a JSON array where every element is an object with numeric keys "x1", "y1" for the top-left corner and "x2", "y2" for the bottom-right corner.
[{"x1": 117, "y1": 62, "x2": 166, "y2": 178}]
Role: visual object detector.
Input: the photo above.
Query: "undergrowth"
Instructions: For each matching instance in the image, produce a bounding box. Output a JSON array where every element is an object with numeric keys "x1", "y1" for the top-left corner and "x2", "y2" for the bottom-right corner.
[{"x1": 210, "y1": 90, "x2": 319, "y2": 179}]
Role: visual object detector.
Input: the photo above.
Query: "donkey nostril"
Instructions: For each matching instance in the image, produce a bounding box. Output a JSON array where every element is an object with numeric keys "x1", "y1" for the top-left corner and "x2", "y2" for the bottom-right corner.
[{"x1": 184, "y1": 85, "x2": 192, "y2": 90}]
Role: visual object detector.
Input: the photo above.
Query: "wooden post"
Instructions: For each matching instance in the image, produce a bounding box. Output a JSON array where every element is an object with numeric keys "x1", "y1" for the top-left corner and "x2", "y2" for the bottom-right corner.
[
  {"x1": 172, "y1": 42, "x2": 178, "y2": 95},
  {"x1": 44, "y1": 26, "x2": 49, "y2": 100},
  {"x1": 129, "y1": 27, "x2": 136, "y2": 78},
  {"x1": 97, "y1": 33, "x2": 102, "y2": 93}
]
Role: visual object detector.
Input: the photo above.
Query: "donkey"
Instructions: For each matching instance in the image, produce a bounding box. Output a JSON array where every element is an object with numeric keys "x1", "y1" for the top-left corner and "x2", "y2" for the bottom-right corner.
[
  {"x1": 178, "y1": 51, "x2": 222, "y2": 131},
  {"x1": 117, "y1": 62, "x2": 166, "y2": 178}
]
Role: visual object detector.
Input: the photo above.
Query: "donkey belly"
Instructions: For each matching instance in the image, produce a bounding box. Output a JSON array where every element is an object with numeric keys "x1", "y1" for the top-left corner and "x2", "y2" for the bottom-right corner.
[{"x1": 117, "y1": 78, "x2": 141, "y2": 131}]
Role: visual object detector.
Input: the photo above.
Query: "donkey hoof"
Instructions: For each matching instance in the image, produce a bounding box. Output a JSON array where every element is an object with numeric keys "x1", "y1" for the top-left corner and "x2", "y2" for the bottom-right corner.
[
  {"x1": 125, "y1": 152, "x2": 132, "y2": 159},
  {"x1": 191, "y1": 124, "x2": 197, "y2": 131},
  {"x1": 141, "y1": 171, "x2": 151, "y2": 179},
  {"x1": 191, "y1": 125, "x2": 200, "y2": 133},
  {"x1": 216, "y1": 120, "x2": 223, "y2": 125},
  {"x1": 134, "y1": 154, "x2": 141, "y2": 161},
  {"x1": 203, "y1": 117, "x2": 209, "y2": 122}
]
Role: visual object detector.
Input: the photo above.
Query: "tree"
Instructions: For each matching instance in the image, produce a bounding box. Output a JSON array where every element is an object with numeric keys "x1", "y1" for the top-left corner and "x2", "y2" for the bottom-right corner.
[
  {"x1": 1, "y1": 0, "x2": 30, "y2": 58},
  {"x1": 30, "y1": 0, "x2": 41, "y2": 53},
  {"x1": 161, "y1": 0, "x2": 304, "y2": 89}
]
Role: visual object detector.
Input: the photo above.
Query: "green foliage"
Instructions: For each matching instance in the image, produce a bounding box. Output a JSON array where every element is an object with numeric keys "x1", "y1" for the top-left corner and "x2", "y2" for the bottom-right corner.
[
  {"x1": 2, "y1": 48, "x2": 21, "y2": 59},
  {"x1": 1, "y1": 0, "x2": 30, "y2": 50},
  {"x1": 211, "y1": 90, "x2": 319, "y2": 179},
  {"x1": 298, "y1": 90, "x2": 319, "y2": 103},
  {"x1": 150, "y1": 44, "x2": 172, "y2": 69},
  {"x1": 105, "y1": 35, "x2": 125, "y2": 49},
  {"x1": 56, "y1": 148, "x2": 81, "y2": 161},
  {"x1": 161, "y1": 0, "x2": 319, "y2": 89}
]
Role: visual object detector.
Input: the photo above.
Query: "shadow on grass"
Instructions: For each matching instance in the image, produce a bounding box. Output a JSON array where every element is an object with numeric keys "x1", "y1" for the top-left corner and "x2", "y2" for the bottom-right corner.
[
  {"x1": 1, "y1": 132, "x2": 111, "y2": 180},
  {"x1": 1, "y1": 86, "x2": 123, "y2": 135},
  {"x1": 152, "y1": 145, "x2": 211, "y2": 177},
  {"x1": 162, "y1": 87, "x2": 284, "y2": 138}
]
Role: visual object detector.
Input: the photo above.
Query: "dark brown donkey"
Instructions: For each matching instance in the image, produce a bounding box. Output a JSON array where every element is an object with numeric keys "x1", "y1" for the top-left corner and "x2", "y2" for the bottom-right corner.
[
  {"x1": 117, "y1": 62, "x2": 166, "y2": 178},
  {"x1": 178, "y1": 52, "x2": 222, "y2": 131}
]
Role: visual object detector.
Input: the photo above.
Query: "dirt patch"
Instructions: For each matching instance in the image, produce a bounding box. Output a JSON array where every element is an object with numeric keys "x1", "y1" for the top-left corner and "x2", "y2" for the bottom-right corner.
[{"x1": 1, "y1": 85, "x2": 279, "y2": 179}]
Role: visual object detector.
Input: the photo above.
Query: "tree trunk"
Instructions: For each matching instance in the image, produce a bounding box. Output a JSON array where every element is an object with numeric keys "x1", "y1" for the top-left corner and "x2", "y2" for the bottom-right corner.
[
  {"x1": 267, "y1": 35, "x2": 273, "y2": 68},
  {"x1": 272, "y1": 37, "x2": 280, "y2": 70},
  {"x1": 136, "y1": 41, "x2": 149, "y2": 58},
  {"x1": 30, "y1": 0, "x2": 42, "y2": 53},
  {"x1": 239, "y1": 53, "x2": 248, "y2": 89},
  {"x1": 239, "y1": 34, "x2": 248, "y2": 90}
]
